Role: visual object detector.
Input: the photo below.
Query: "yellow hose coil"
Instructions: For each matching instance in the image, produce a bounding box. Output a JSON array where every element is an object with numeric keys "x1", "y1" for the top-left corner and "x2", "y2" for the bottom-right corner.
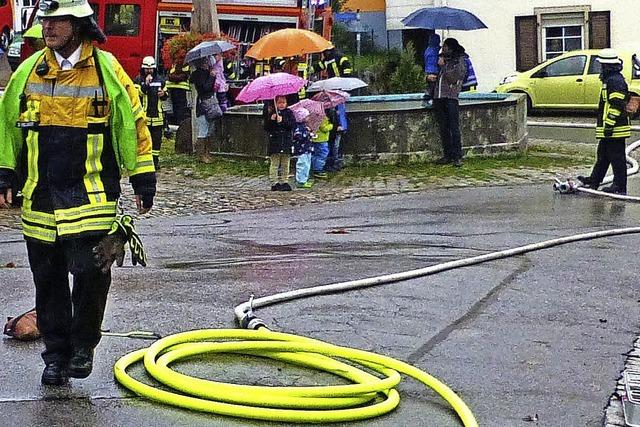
[{"x1": 114, "y1": 328, "x2": 478, "y2": 426}]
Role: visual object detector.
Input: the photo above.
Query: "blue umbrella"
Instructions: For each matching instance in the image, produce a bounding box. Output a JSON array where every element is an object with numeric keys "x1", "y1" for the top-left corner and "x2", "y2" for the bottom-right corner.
[{"x1": 401, "y1": 6, "x2": 487, "y2": 31}]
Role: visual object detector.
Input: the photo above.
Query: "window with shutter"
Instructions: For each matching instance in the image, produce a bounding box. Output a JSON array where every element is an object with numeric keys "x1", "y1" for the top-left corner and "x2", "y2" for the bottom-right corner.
[
  {"x1": 515, "y1": 15, "x2": 538, "y2": 72},
  {"x1": 588, "y1": 11, "x2": 610, "y2": 49}
]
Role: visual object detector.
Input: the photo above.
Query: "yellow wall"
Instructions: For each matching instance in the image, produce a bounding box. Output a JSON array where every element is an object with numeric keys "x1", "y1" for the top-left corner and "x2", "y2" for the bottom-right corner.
[{"x1": 343, "y1": 0, "x2": 385, "y2": 13}]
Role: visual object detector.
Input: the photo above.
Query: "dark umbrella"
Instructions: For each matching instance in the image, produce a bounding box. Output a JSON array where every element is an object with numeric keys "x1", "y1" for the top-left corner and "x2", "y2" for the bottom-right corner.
[
  {"x1": 401, "y1": 6, "x2": 487, "y2": 31},
  {"x1": 185, "y1": 40, "x2": 236, "y2": 64}
]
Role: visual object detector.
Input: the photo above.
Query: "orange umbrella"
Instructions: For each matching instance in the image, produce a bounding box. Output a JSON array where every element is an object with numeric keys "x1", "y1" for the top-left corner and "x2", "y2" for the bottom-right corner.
[{"x1": 245, "y1": 28, "x2": 333, "y2": 60}]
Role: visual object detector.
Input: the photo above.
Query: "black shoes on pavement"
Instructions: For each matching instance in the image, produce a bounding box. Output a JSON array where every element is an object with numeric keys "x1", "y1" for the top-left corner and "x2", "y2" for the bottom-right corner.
[
  {"x1": 270, "y1": 183, "x2": 293, "y2": 191},
  {"x1": 41, "y1": 361, "x2": 68, "y2": 385},
  {"x1": 601, "y1": 184, "x2": 627, "y2": 195},
  {"x1": 42, "y1": 348, "x2": 95, "y2": 385},
  {"x1": 68, "y1": 348, "x2": 94, "y2": 379},
  {"x1": 577, "y1": 175, "x2": 599, "y2": 189}
]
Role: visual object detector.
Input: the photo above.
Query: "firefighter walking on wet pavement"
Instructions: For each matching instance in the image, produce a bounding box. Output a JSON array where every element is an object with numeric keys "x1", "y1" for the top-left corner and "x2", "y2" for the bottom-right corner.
[{"x1": 0, "y1": 0, "x2": 156, "y2": 386}]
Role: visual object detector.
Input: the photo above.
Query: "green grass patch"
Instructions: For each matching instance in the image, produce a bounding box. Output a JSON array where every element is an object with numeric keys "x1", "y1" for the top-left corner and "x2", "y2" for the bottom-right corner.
[{"x1": 159, "y1": 137, "x2": 594, "y2": 182}]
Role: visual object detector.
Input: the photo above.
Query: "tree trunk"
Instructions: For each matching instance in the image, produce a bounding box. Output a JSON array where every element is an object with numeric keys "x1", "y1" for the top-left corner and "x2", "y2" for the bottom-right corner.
[{"x1": 191, "y1": 0, "x2": 220, "y2": 34}]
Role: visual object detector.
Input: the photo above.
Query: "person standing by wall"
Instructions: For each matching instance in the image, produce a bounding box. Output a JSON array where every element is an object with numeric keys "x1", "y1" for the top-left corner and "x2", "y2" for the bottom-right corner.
[
  {"x1": 577, "y1": 49, "x2": 631, "y2": 195},
  {"x1": 430, "y1": 38, "x2": 467, "y2": 167},
  {"x1": 134, "y1": 56, "x2": 168, "y2": 170},
  {"x1": 189, "y1": 57, "x2": 220, "y2": 163},
  {"x1": 0, "y1": 0, "x2": 156, "y2": 386}
]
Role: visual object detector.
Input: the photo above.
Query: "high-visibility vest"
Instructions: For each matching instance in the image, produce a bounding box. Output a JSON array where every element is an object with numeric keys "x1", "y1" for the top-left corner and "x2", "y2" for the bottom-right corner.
[
  {"x1": 0, "y1": 43, "x2": 153, "y2": 243},
  {"x1": 166, "y1": 64, "x2": 191, "y2": 91}
]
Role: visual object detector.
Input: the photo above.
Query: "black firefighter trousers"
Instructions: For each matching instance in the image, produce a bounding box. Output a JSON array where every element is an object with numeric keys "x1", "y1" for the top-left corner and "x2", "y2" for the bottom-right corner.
[
  {"x1": 589, "y1": 137, "x2": 627, "y2": 192},
  {"x1": 26, "y1": 236, "x2": 110, "y2": 364}
]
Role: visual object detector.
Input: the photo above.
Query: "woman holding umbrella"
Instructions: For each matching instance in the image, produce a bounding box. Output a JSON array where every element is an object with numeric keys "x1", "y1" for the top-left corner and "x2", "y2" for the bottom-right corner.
[{"x1": 189, "y1": 56, "x2": 222, "y2": 163}]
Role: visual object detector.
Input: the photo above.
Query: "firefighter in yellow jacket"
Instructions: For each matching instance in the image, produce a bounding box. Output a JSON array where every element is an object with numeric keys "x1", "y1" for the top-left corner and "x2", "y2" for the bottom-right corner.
[
  {"x1": 0, "y1": 0, "x2": 156, "y2": 385},
  {"x1": 134, "y1": 56, "x2": 168, "y2": 169},
  {"x1": 577, "y1": 49, "x2": 631, "y2": 195}
]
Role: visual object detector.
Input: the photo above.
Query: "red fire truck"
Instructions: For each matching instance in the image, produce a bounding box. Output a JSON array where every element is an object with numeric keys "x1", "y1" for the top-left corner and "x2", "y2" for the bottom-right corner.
[
  {"x1": 23, "y1": 0, "x2": 331, "y2": 78},
  {"x1": 0, "y1": 0, "x2": 14, "y2": 50}
]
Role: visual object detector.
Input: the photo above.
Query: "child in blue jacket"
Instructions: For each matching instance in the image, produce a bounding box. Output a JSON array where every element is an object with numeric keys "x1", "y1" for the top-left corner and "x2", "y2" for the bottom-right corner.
[
  {"x1": 423, "y1": 33, "x2": 441, "y2": 101},
  {"x1": 293, "y1": 108, "x2": 314, "y2": 188}
]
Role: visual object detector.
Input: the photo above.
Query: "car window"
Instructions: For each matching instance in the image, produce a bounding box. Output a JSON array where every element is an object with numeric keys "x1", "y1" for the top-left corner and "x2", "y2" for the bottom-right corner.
[
  {"x1": 587, "y1": 56, "x2": 601, "y2": 75},
  {"x1": 542, "y1": 55, "x2": 587, "y2": 77}
]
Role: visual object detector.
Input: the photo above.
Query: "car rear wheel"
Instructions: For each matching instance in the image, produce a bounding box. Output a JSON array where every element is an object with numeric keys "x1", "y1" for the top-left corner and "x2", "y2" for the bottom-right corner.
[{"x1": 0, "y1": 28, "x2": 11, "y2": 51}]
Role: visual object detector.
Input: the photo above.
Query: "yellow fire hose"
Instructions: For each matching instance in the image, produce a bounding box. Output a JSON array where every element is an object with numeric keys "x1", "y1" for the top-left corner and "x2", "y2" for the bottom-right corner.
[{"x1": 114, "y1": 328, "x2": 478, "y2": 426}]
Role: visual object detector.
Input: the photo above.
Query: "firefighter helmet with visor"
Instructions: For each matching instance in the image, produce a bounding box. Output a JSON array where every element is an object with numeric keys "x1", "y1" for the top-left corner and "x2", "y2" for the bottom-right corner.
[
  {"x1": 142, "y1": 56, "x2": 156, "y2": 69},
  {"x1": 37, "y1": 0, "x2": 95, "y2": 19}
]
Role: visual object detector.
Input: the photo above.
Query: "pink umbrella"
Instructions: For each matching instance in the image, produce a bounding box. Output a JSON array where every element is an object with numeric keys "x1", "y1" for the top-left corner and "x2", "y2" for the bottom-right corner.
[
  {"x1": 289, "y1": 99, "x2": 326, "y2": 132},
  {"x1": 236, "y1": 72, "x2": 306, "y2": 103},
  {"x1": 311, "y1": 90, "x2": 350, "y2": 109}
]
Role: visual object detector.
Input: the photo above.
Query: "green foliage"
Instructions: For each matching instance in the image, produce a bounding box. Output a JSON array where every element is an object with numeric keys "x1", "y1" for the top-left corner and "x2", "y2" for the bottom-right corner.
[
  {"x1": 364, "y1": 50, "x2": 401, "y2": 94},
  {"x1": 389, "y1": 42, "x2": 425, "y2": 94}
]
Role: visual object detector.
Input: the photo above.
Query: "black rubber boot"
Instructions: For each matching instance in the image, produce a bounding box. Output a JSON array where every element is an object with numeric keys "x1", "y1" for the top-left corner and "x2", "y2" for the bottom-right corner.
[
  {"x1": 68, "y1": 348, "x2": 94, "y2": 379},
  {"x1": 41, "y1": 361, "x2": 68, "y2": 385}
]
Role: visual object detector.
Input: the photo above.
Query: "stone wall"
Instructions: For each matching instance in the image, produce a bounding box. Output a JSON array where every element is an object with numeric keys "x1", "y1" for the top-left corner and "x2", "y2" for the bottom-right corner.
[{"x1": 212, "y1": 92, "x2": 527, "y2": 164}]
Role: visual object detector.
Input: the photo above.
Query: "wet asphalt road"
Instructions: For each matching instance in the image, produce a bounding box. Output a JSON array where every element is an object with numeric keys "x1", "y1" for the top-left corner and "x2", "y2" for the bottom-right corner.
[{"x1": 1, "y1": 181, "x2": 640, "y2": 427}]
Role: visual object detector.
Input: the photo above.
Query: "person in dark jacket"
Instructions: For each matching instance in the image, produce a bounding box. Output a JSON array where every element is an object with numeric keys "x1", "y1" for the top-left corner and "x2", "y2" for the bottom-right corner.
[
  {"x1": 264, "y1": 95, "x2": 295, "y2": 191},
  {"x1": 429, "y1": 38, "x2": 468, "y2": 167},
  {"x1": 134, "y1": 56, "x2": 168, "y2": 170},
  {"x1": 578, "y1": 49, "x2": 631, "y2": 195},
  {"x1": 189, "y1": 57, "x2": 219, "y2": 163}
]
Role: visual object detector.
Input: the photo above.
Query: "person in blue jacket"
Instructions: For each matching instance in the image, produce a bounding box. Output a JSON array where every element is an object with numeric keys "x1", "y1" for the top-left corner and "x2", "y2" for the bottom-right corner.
[
  {"x1": 462, "y1": 54, "x2": 478, "y2": 92},
  {"x1": 423, "y1": 33, "x2": 441, "y2": 101}
]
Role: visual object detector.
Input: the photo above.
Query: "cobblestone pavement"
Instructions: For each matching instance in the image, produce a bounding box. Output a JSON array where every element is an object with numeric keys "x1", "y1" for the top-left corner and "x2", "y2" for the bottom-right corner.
[{"x1": 0, "y1": 138, "x2": 594, "y2": 231}]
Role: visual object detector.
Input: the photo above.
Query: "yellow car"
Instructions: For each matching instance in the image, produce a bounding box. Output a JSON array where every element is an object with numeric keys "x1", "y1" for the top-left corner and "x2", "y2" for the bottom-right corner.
[{"x1": 495, "y1": 49, "x2": 640, "y2": 110}]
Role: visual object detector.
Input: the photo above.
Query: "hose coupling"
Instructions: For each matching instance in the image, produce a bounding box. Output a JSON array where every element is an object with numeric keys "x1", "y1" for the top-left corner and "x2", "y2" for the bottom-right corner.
[
  {"x1": 238, "y1": 294, "x2": 266, "y2": 330},
  {"x1": 553, "y1": 178, "x2": 578, "y2": 194}
]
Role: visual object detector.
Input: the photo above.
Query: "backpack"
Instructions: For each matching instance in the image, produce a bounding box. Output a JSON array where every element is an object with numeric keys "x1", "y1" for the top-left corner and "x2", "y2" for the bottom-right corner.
[{"x1": 3, "y1": 308, "x2": 40, "y2": 341}]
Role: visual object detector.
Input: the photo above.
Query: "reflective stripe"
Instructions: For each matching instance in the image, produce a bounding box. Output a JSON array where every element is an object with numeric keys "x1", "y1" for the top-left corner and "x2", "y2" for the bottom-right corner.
[
  {"x1": 131, "y1": 154, "x2": 155, "y2": 175},
  {"x1": 21, "y1": 128, "x2": 39, "y2": 199},
  {"x1": 84, "y1": 132, "x2": 106, "y2": 204},
  {"x1": 21, "y1": 199, "x2": 57, "y2": 243},
  {"x1": 26, "y1": 82, "x2": 104, "y2": 98},
  {"x1": 609, "y1": 92, "x2": 626, "y2": 101},
  {"x1": 151, "y1": 150, "x2": 160, "y2": 156},
  {"x1": 57, "y1": 217, "x2": 115, "y2": 236},
  {"x1": 23, "y1": 222, "x2": 57, "y2": 242},
  {"x1": 132, "y1": 105, "x2": 145, "y2": 120},
  {"x1": 54, "y1": 201, "x2": 117, "y2": 221}
]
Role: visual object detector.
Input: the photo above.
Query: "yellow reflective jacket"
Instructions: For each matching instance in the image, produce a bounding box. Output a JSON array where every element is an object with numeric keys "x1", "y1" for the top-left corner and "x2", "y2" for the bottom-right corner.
[
  {"x1": 0, "y1": 42, "x2": 154, "y2": 242},
  {"x1": 596, "y1": 71, "x2": 631, "y2": 139}
]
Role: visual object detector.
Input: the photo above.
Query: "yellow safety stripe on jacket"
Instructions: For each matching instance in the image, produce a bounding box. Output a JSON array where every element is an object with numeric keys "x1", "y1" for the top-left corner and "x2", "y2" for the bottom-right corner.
[
  {"x1": 55, "y1": 201, "x2": 118, "y2": 237},
  {"x1": 339, "y1": 57, "x2": 352, "y2": 75},
  {"x1": 84, "y1": 117, "x2": 108, "y2": 204},
  {"x1": 166, "y1": 65, "x2": 191, "y2": 90},
  {"x1": 596, "y1": 87, "x2": 631, "y2": 139},
  {"x1": 21, "y1": 199, "x2": 57, "y2": 243},
  {"x1": 131, "y1": 153, "x2": 155, "y2": 175},
  {"x1": 21, "y1": 100, "x2": 40, "y2": 200}
]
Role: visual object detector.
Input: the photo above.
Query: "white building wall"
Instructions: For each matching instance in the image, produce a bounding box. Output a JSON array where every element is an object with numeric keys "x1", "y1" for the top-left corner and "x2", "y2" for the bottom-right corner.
[
  {"x1": 387, "y1": 0, "x2": 436, "y2": 31},
  {"x1": 393, "y1": 0, "x2": 640, "y2": 91}
]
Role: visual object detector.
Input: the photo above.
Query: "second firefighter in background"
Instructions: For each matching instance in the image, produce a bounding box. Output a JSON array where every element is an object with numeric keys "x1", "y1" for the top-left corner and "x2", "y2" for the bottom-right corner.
[{"x1": 135, "y1": 56, "x2": 168, "y2": 170}]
